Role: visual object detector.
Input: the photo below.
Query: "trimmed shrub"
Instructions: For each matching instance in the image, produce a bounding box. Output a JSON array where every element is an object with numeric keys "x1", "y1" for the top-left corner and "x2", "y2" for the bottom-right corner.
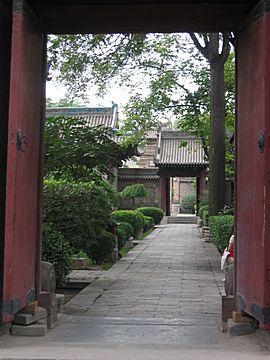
[
  {"x1": 118, "y1": 222, "x2": 134, "y2": 240},
  {"x1": 199, "y1": 205, "x2": 208, "y2": 219},
  {"x1": 43, "y1": 179, "x2": 112, "y2": 253},
  {"x1": 202, "y1": 209, "x2": 209, "y2": 226},
  {"x1": 208, "y1": 215, "x2": 234, "y2": 253},
  {"x1": 117, "y1": 228, "x2": 127, "y2": 249},
  {"x1": 181, "y1": 194, "x2": 196, "y2": 213},
  {"x1": 87, "y1": 231, "x2": 116, "y2": 264},
  {"x1": 42, "y1": 223, "x2": 73, "y2": 288},
  {"x1": 199, "y1": 205, "x2": 209, "y2": 226},
  {"x1": 136, "y1": 207, "x2": 163, "y2": 225},
  {"x1": 143, "y1": 215, "x2": 154, "y2": 232},
  {"x1": 111, "y1": 210, "x2": 144, "y2": 238}
]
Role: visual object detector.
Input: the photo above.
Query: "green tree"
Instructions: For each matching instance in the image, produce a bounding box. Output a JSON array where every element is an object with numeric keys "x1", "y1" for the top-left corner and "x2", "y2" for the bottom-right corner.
[
  {"x1": 48, "y1": 33, "x2": 235, "y2": 214},
  {"x1": 120, "y1": 184, "x2": 147, "y2": 208},
  {"x1": 45, "y1": 115, "x2": 130, "y2": 182}
]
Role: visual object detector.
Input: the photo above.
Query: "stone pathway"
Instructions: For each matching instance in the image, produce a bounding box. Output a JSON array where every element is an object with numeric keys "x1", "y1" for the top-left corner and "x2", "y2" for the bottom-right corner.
[
  {"x1": 0, "y1": 224, "x2": 268, "y2": 359},
  {"x1": 65, "y1": 224, "x2": 223, "y2": 320}
]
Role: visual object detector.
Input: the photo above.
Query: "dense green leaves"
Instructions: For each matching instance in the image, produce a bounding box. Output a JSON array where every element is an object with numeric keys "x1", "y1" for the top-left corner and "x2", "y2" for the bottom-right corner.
[
  {"x1": 42, "y1": 223, "x2": 73, "y2": 288},
  {"x1": 87, "y1": 231, "x2": 116, "y2": 264},
  {"x1": 111, "y1": 210, "x2": 144, "y2": 238},
  {"x1": 136, "y1": 207, "x2": 163, "y2": 225},
  {"x1": 181, "y1": 194, "x2": 196, "y2": 213},
  {"x1": 118, "y1": 222, "x2": 134, "y2": 240},
  {"x1": 45, "y1": 115, "x2": 129, "y2": 182},
  {"x1": 43, "y1": 180, "x2": 113, "y2": 253},
  {"x1": 48, "y1": 33, "x2": 235, "y2": 179},
  {"x1": 120, "y1": 184, "x2": 147, "y2": 208},
  {"x1": 208, "y1": 215, "x2": 234, "y2": 253}
]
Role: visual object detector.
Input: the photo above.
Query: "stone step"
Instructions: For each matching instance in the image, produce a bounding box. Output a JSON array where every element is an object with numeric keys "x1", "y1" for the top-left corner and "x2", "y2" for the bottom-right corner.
[
  {"x1": 167, "y1": 216, "x2": 197, "y2": 224},
  {"x1": 11, "y1": 318, "x2": 47, "y2": 336},
  {"x1": 13, "y1": 307, "x2": 47, "y2": 326}
]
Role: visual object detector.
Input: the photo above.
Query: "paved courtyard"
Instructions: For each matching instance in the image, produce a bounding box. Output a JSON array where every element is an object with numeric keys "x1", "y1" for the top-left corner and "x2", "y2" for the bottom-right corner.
[{"x1": 0, "y1": 224, "x2": 269, "y2": 359}]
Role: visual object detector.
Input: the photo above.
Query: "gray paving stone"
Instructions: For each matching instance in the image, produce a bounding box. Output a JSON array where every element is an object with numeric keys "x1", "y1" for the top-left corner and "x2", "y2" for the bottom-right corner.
[{"x1": 11, "y1": 319, "x2": 47, "y2": 336}]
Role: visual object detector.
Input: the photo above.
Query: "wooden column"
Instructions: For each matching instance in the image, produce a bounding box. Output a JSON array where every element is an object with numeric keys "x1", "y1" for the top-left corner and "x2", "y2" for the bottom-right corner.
[
  {"x1": 196, "y1": 177, "x2": 200, "y2": 216},
  {"x1": 0, "y1": 0, "x2": 12, "y2": 323},
  {"x1": 2, "y1": 0, "x2": 46, "y2": 323},
  {"x1": 237, "y1": 6, "x2": 270, "y2": 329},
  {"x1": 165, "y1": 177, "x2": 170, "y2": 216}
]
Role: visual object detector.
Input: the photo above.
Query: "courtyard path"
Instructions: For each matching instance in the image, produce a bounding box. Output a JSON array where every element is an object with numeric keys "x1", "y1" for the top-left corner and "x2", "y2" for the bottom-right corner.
[{"x1": 0, "y1": 224, "x2": 268, "y2": 359}]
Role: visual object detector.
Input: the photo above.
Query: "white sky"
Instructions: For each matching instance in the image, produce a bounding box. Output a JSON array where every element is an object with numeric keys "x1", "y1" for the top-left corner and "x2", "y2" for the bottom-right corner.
[{"x1": 46, "y1": 80, "x2": 132, "y2": 116}]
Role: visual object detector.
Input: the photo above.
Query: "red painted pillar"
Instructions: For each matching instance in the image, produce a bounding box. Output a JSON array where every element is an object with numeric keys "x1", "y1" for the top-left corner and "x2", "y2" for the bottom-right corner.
[
  {"x1": 0, "y1": 0, "x2": 12, "y2": 323},
  {"x1": 237, "y1": 6, "x2": 270, "y2": 329},
  {"x1": 165, "y1": 177, "x2": 170, "y2": 216},
  {"x1": 160, "y1": 170, "x2": 166, "y2": 213},
  {"x1": 2, "y1": 0, "x2": 46, "y2": 323},
  {"x1": 199, "y1": 173, "x2": 207, "y2": 199}
]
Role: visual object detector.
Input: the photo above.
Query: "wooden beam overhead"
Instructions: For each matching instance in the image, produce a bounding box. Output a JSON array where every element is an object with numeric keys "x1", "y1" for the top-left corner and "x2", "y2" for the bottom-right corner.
[{"x1": 26, "y1": 0, "x2": 260, "y2": 33}]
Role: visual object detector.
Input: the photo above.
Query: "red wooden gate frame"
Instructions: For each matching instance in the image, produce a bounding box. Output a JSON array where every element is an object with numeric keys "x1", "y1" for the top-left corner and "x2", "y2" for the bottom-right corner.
[
  {"x1": 2, "y1": 0, "x2": 46, "y2": 323},
  {"x1": 236, "y1": 6, "x2": 270, "y2": 329}
]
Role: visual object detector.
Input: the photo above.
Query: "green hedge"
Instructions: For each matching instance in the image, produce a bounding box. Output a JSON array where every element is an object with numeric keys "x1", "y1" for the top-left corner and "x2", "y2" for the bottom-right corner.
[
  {"x1": 199, "y1": 205, "x2": 209, "y2": 226},
  {"x1": 43, "y1": 179, "x2": 112, "y2": 253},
  {"x1": 111, "y1": 210, "x2": 144, "y2": 238},
  {"x1": 208, "y1": 215, "x2": 234, "y2": 253},
  {"x1": 136, "y1": 207, "x2": 163, "y2": 225},
  {"x1": 118, "y1": 222, "x2": 134, "y2": 240},
  {"x1": 87, "y1": 231, "x2": 116, "y2": 264},
  {"x1": 117, "y1": 228, "x2": 127, "y2": 249},
  {"x1": 199, "y1": 205, "x2": 208, "y2": 219},
  {"x1": 42, "y1": 223, "x2": 73, "y2": 288},
  {"x1": 143, "y1": 215, "x2": 154, "y2": 232}
]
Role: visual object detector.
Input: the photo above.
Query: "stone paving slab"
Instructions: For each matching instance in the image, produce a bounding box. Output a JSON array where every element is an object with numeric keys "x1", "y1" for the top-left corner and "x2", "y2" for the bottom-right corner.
[
  {"x1": 63, "y1": 224, "x2": 225, "y2": 320},
  {"x1": 0, "y1": 224, "x2": 268, "y2": 359}
]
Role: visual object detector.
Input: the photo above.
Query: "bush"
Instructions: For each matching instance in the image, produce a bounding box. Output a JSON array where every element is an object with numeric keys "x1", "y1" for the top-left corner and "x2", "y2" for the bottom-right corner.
[
  {"x1": 143, "y1": 215, "x2": 154, "y2": 232},
  {"x1": 181, "y1": 194, "x2": 196, "y2": 213},
  {"x1": 42, "y1": 223, "x2": 73, "y2": 288},
  {"x1": 118, "y1": 222, "x2": 134, "y2": 240},
  {"x1": 199, "y1": 205, "x2": 209, "y2": 226},
  {"x1": 199, "y1": 205, "x2": 208, "y2": 219},
  {"x1": 136, "y1": 207, "x2": 164, "y2": 225},
  {"x1": 117, "y1": 228, "x2": 127, "y2": 249},
  {"x1": 87, "y1": 231, "x2": 116, "y2": 264},
  {"x1": 208, "y1": 215, "x2": 234, "y2": 253},
  {"x1": 111, "y1": 210, "x2": 144, "y2": 238},
  {"x1": 43, "y1": 180, "x2": 112, "y2": 253},
  {"x1": 202, "y1": 209, "x2": 209, "y2": 226}
]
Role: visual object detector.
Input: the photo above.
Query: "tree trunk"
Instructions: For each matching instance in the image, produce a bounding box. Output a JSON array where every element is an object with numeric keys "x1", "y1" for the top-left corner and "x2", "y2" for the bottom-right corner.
[
  {"x1": 189, "y1": 33, "x2": 229, "y2": 216},
  {"x1": 209, "y1": 60, "x2": 226, "y2": 215}
]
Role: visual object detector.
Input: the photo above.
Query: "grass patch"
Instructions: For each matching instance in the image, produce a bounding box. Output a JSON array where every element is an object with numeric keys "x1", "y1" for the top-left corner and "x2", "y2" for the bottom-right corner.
[
  {"x1": 72, "y1": 251, "x2": 113, "y2": 271},
  {"x1": 119, "y1": 245, "x2": 133, "y2": 257},
  {"x1": 138, "y1": 228, "x2": 154, "y2": 240},
  {"x1": 100, "y1": 262, "x2": 113, "y2": 271}
]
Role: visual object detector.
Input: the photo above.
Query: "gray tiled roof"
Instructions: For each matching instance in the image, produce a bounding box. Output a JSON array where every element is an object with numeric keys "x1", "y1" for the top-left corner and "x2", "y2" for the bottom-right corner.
[
  {"x1": 155, "y1": 131, "x2": 208, "y2": 167},
  {"x1": 46, "y1": 107, "x2": 118, "y2": 129},
  {"x1": 118, "y1": 168, "x2": 159, "y2": 180}
]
